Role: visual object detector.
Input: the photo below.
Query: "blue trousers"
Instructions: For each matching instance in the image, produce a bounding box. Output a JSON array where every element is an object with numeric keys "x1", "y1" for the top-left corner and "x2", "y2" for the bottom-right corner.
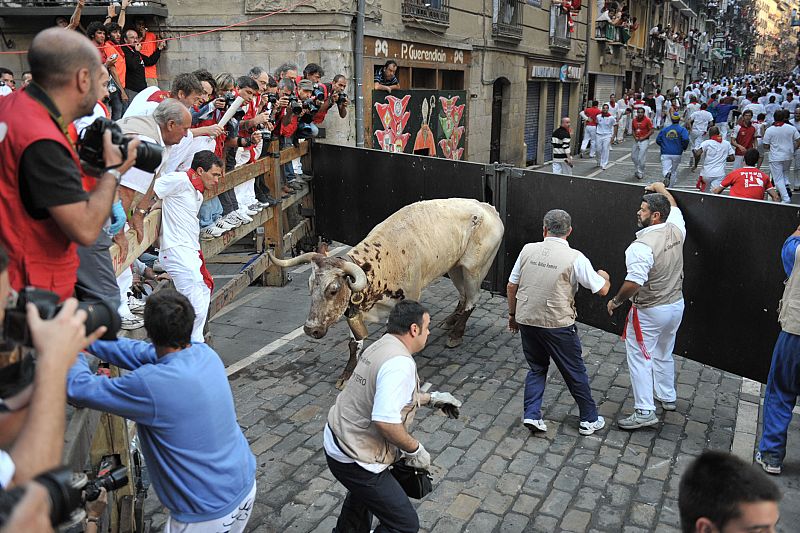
[
  {"x1": 198, "y1": 197, "x2": 223, "y2": 228},
  {"x1": 519, "y1": 323, "x2": 598, "y2": 423},
  {"x1": 759, "y1": 330, "x2": 800, "y2": 463},
  {"x1": 281, "y1": 137, "x2": 296, "y2": 183}
]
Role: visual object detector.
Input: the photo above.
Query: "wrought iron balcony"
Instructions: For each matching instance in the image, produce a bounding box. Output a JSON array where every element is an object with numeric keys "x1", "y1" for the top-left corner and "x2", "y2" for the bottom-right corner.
[
  {"x1": 492, "y1": 0, "x2": 524, "y2": 42},
  {"x1": 0, "y1": 0, "x2": 167, "y2": 18},
  {"x1": 549, "y1": 4, "x2": 571, "y2": 50},
  {"x1": 402, "y1": 0, "x2": 450, "y2": 28}
]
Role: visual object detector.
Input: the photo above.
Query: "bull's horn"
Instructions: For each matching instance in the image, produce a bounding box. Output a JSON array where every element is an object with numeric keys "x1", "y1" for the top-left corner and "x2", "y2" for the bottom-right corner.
[
  {"x1": 341, "y1": 262, "x2": 368, "y2": 292},
  {"x1": 267, "y1": 251, "x2": 319, "y2": 268}
]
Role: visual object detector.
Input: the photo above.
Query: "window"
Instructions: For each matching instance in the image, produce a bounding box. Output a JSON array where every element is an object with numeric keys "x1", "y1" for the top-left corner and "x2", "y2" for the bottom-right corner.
[
  {"x1": 549, "y1": 3, "x2": 571, "y2": 50},
  {"x1": 492, "y1": 0, "x2": 524, "y2": 41},
  {"x1": 402, "y1": 0, "x2": 450, "y2": 27}
]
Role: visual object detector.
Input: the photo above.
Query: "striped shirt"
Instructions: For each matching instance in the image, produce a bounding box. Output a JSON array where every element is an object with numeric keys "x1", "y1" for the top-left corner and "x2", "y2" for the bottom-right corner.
[{"x1": 551, "y1": 127, "x2": 571, "y2": 160}]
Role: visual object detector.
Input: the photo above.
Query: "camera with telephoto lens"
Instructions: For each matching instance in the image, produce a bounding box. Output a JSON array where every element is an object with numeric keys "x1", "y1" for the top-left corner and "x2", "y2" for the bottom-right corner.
[
  {"x1": 0, "y1": 463, "x2": 128, "y2": 529},
  {"x1": 222, "y1": 90, "x2": 238, "y2": 108},
  {"x1": 78, "y1": 117, "x2": 164, "y2": 177},
  {"x1": 266, "y1": 92, "x2": 278, "y2": 105},
  {"x1": 2, "y1": 287, "x2": 120, "y2": 348},
  {"x1": 287, "y1": 94, "x2": 303, "y2": 115},
  {"x1": 337, "y1": 92, "x2": 349, "y2": 104},
  {"x1": 255, "y1": 122, "x2": 272, "y2": 142}
]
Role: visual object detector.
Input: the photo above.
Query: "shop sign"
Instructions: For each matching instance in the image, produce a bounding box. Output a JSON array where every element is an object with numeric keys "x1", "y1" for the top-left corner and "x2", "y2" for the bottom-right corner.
[
  {"x1": 366, "y1": 36, "x2": 471, "y2": 65},
  {"x1": 529, "y1": 63, "x2": 582, "y2": 80}
]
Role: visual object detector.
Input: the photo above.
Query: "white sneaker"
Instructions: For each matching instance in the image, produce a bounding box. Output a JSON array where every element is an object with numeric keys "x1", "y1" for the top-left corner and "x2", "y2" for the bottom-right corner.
[
  {"x1": 248, "y1": 203, "x2": 264, "y2": 212},
  {"x1": 201, "y1": 225, "x2": 224, "y2": 240},
  {"x1": 523, "y1": 418, "x2": 548, "y2": 432},
  {"x1": 222, "y1": 212, "x2": 243, "y2": 228},
  {"x1": 120, "y1": 314, "x2": 144, "y2": 330},
  {"x1": 579, "y1": 416, "x2": 606, "y2": 436},
  {"x1": 240, "y1": 206, "x2": 258, "y2": 217},
  {"x1": 128, "y1": 296, "x2": 146, "y2": 314},
  {"x1": 234, "y1": 210, "x2": 253, "y2": 224},
  {"x1": 214, "y1": 217, "x2": 235, "y2": 231}
]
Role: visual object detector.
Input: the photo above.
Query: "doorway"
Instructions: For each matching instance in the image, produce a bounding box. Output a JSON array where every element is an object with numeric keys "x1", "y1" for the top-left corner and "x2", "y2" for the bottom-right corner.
[{"x1": 490, "y1": 78, "x2": 510, "y2": 164}]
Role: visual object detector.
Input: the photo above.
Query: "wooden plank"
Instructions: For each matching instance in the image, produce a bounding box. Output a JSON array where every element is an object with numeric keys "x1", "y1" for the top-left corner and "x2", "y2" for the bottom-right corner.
[
  {"x1": 111, "y1": 209, "x2": 162, "y2": 277},
  {"x1": 63, "y1": 407, "x2": 102, "y2": 472},
  {"x1": 279, "y1": 142, "x2": 310, "y2": 165},
  {"x1": 202, "y1": 157, "x2": 272, "y2": 201},
  {"x1": 263, "y1": 144, "x2": 288, "y2": 286},
  {"x1": 208, "y1": 253, "x2": 272, "y2": 318},
  {"x1": 205, "y1": 253, "x2": 259, "y2": 264},
  {"x1": 201, "y1": 208, "x2": 274, "y2": 259},
  {"x1": 283, "y1": 219, "x2": 312, "y2": 250}
]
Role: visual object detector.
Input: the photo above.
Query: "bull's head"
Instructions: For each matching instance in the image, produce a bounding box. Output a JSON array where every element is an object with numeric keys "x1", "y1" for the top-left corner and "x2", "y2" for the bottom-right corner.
[{"x1": 267, "y1": 251, "x2": 367, "y2": 339}]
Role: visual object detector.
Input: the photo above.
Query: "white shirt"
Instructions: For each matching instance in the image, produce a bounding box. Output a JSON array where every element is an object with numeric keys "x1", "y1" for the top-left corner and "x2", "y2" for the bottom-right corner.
[
  {"x1": 122, "y1": 86, "x2": 162, "y2": 118},
  {"x1": 509, "y1": 237, "x2": 607, "y2": 294},
  {"x1": 763, "y1": 123, "x2": 800, "y2": 162},
  {"x1": 153, "y1": 171, "x2": 203, "y2": 251},
  {"x1": 0, "y1": 450, "x2": 14, "y2": 488},
  {"x1": 323, "y1": 355, "x2": 417, "y2": 473},
  {"x1": 596, "y1": 114, "x2": 616, "y2": 136},
  {"x1": 782, "y1": 99, "x2": 799, "y2": 113},
  {"x1": 655, "y1": 95, "x2": 666, "y2": 110},
  {"x1": 691, "y1": 110, "x2": 714, "y2": 133},
  {"x1": 0, "y1": 85, "x2": 11, "y2": 97},
  {"x1": 624, "y1": 207, "x2": 686, "y2": 286},
  {"x1": 73, "y1": 102, "x2": 108, "y2": 135},
  {"x1": 699, "y1": 138, "x2": 735, "y2": 178},
  {"x1": 684, "y1": 102, "x2": 700, "y2": 121},
  {"x1": 765, "y1": 103, "x2": 781, "y2": 124},
  {"x1": 744, "y1": 103, "x2": 766, "y2": 118}
]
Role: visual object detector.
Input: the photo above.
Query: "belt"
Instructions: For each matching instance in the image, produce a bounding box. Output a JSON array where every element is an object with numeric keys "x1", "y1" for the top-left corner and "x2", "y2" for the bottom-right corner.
[{"x1": 621, "y1": 306, "x2": 651, "y2": 360}]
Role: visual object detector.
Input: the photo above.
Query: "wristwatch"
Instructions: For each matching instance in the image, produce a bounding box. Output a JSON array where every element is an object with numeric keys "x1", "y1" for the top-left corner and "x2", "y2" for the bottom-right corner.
[
  {"x1": 136, "y1": 207, "x2": 148, "y2": 216},
  {"x1": 104, "y1": 168, "x2": 122, "y2": 186}
]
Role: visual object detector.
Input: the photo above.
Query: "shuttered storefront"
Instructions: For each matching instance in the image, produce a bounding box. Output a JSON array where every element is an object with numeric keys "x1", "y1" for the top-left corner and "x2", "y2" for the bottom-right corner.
[
  {"x1": 594, "y1": 74, "x2": 618, "y2": 104},
  {"x1": 543, "y1": 82, "x2": 557, "y2": 162},
  {"x1": 525, "y1": 81, "x2": 541, "y2": 165},
  {"x1": 561, "y1": 83, "x2": 571, "y2": 121}
]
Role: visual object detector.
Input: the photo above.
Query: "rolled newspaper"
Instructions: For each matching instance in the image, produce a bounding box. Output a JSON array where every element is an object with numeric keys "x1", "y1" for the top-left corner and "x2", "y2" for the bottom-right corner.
[{"x1": 217, "y1": 96, "x2": 244, "y2": 128}]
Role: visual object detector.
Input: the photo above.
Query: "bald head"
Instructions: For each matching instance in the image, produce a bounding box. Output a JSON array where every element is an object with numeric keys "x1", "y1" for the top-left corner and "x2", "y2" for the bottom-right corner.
[{"x1": 28, "y1": 28, "x2": 101, "y2": 90}]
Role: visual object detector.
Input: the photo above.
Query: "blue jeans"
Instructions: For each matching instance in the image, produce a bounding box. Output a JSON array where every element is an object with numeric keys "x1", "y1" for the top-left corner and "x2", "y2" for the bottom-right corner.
[
  {"x1": 281, "y1": 137, "x2": 296, "y2": 183},
  {"x1": 199, "y1": 197, "x2": 223, "y2": 228},
  {"x1": 520, "y1": 323, "x2": 598, "y2": 423},
  {"x1": 297, "y1": 122, "x2": 319, "y2": 139},
  {"x1": 758, "y1": 330, "x2": 800, "y2": 463}
]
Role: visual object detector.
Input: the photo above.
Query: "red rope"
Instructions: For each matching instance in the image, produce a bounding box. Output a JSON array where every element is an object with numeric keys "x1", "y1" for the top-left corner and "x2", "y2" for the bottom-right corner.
[{"x1": 0, "y1": 0, "x2": 315, "y2": 55}]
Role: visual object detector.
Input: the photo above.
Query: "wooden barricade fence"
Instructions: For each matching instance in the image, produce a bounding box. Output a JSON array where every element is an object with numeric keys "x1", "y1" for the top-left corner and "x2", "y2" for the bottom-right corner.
[{"x1": 63, "y1": 139, "x2": 313, "y2": 532}]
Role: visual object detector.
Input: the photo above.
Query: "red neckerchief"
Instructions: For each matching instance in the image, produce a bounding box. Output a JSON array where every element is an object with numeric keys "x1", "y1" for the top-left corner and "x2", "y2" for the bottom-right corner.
[
  {"x1": 774, "y1": 122, "x2": 785, "y2": 127},
  {"x1": 146, "y1": 90, "x2": 170, "y2": 103},
  {"x1": 187, "y1": 168, "x2": 204, "y2": 193},
  {"x1": 711, "y1": 134, "x2": 723, "y2": 143}
]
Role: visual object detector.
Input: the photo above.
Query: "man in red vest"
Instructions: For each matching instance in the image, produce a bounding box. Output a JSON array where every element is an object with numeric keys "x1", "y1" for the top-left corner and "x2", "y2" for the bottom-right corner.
[{"x1": 0, "y1": 28, "x2": 138, "y2": 301}]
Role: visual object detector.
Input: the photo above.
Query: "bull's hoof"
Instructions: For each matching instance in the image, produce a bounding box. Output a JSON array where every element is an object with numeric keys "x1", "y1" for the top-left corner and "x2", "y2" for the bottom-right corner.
[
  {"x1": 446, "y1": 337, "x2": 463, "y2": 349},
  {"x1": 335, "y1": 377, "x2": 348, "y2": 391},
  {"x1": 438, "y1": 318, "x2": 455, "y2": 330}
]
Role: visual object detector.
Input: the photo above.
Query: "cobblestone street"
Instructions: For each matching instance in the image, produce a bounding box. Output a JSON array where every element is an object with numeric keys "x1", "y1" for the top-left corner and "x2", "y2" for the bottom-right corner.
[{"x1": 141, "y1": 262, "x2": 799, "y2": 532}]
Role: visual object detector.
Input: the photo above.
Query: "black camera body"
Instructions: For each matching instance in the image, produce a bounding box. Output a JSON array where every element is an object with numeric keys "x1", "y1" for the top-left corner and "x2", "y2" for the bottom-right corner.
[
  {"x1": 266, "y1": 92, "x2": 279, "y2": 105},
  {"x1": 287, "y1": 94, "x2": 303, "y2": 115},
  {"x1": 0, "y1": 464, "x2": 128, "y2": 529},
  {"x1": 2, "y1": 288, "x2": 120, "y2": 348},
  {"x1": 255, "y1": 121, "x2": 273, "y2": 142},
  {"x1": 78, "y1": 117, "x2": 164, "y2": 177},
  {"x1": 222, "y1": 91, "x2": 238, "y2": 108}
]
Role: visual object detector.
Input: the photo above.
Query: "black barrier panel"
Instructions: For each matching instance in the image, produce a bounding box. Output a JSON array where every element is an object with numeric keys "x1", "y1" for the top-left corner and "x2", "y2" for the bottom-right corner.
[
  {"x1": 311, "y1": 144, "x2": 487, "y2": 248},
  {"x1": 503, "y1": 171, "x2": 800, "y2": 383}
]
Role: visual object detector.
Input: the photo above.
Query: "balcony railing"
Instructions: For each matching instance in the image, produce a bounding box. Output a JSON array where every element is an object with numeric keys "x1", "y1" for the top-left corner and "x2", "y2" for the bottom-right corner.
[
  {"x1": 549, "y1": 4, "x2": 571, "y2": 50},
  {"x1": 595, "y1": 21, "x2": 623, "y2": 44},
  {"x1": 402, "y1": 0, "x2": 450, "y2": 27},
  {"x1": 492, "y1": 0, "x2": 524, "y2": 42}
]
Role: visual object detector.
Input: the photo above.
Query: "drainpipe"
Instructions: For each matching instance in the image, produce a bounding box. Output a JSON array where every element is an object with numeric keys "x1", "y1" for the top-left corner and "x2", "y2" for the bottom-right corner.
[{"x1": 354, "y1": 0, "x2": 365, "y2": 147}]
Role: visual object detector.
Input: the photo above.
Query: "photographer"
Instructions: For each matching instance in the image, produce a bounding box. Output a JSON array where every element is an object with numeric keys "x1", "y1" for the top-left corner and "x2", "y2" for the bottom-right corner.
[
  {"x1": 314, "y1": 74, "x2": 349, "y2": 122},
  {"x1": 295, "y1": 79, "x2": 320, "y2": 139},
  {"x1": 0, "y1": 244, "x2": 107, "y2": 531},
  {"x1": 67, "y1": 289, "x2": 257, "y2": 532},
  {"x1": 0, "y1": 28, "x2": 138, "y2": 301},
  {"x1": 274, "y1": 78, "x2": 305, "y2": 194}
]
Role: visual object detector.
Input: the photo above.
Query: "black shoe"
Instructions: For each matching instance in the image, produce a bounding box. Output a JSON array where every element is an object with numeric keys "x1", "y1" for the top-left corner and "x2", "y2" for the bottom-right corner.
[{"x1": 298, "y1": 173, "x2": 313, "y2": 181}]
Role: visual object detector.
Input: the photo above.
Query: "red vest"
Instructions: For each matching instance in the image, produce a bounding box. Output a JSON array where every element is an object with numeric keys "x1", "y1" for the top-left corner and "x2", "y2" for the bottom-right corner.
[{"x1": 0, "y1": 89, "x2": 81, "y2": 300}]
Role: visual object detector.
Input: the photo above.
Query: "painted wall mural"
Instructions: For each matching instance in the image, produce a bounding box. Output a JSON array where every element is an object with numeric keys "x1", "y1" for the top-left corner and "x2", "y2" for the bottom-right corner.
[{"x1": 371, "y1": 90, "x2": 468, "y2": 160}]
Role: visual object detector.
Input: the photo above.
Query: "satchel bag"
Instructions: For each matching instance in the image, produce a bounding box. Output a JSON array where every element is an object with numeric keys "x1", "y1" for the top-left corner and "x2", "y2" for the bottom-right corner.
[{"x1": 389, "y1": 458, "x2": 433, "y2": 499}]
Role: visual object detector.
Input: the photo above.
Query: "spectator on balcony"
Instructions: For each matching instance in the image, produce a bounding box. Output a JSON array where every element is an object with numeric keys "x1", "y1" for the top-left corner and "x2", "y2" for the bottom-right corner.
[
  {"x1": 374, "y1": 60, "x2": 399, "y2": 92},
  {"x1": 133, "y1": 18, "x2": 162, "y2": 87},
  {"x1": 56, "y1": 0, "x2": 85, "y2": 32},
  {"x1": 86, "y1": 22, "x2": 126, "y2": 120},
  {"x1": 122, "y1": 28, "x2": 165, "y2": 99}
]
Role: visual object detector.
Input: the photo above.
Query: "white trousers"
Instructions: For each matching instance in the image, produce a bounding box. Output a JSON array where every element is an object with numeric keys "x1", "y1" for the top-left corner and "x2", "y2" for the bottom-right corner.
[
  {"x1": 234, "y1": 145, "x2": 260, "y2": 209},
  {"x1": 616, "y1": 116, "x2": 627, "y2": 142},
  {"x1": 625, "y1": 300, "x2": 684, "y2": 412},
  {"x1": 552, "y1": 161, "x2": 572, "y2": 175},
  {"x1": 690, "y1": 131, "x2": 705, "y2": 150},
  {"x1": 631, "y1": 140, "x2": 649, "y2": 176},
  {"x1": 581, "y1": 125, "x2": 597, "y2": 156},
  {"x1": 660, "y1": 154, "x2": 681, "y2": 179},
  {"x1": 718, "y1": 122, "x2": 729, "y2": 139},
  {"x1": 117, "y1": 266, "x2": 134, "y2": 317},
  {"x1": 164, "y1": 480, "x2": 257, "y2": 533},
  {"x1": 770, "y1": 160, "x2": 792, "y2": 203},
  {"x1": 733, "y1": 154, "x2": 745, "y2": 170},
  {"x1": 159, "y1": 246, "x2": 211, "y2": 343},
  {"x1": 596, "y1": 135, "x2": 612, "y2": 168},
  {"x1": 654, "y1": 108, "x2": 663, "y2": 128},
  {"x1": 793, "y1": 149, "x2": 800, "y2": 188}
]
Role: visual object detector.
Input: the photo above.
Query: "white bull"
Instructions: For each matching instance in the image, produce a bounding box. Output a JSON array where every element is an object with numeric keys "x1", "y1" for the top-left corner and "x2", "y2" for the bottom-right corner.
[{"x1": 268, "y1": 198, "x2": 504, "y2": 387}]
